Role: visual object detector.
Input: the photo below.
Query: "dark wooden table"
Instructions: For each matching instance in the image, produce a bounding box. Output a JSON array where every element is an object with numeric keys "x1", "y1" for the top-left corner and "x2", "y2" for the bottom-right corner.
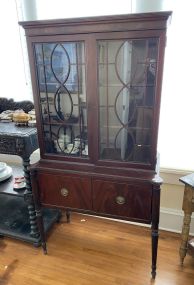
[
  {"x1": 0, "y1": 122, "x2": 60, "y2": 246},
  {"x1": 179, "y1": 174, "x2": 194, "y2": 264}
]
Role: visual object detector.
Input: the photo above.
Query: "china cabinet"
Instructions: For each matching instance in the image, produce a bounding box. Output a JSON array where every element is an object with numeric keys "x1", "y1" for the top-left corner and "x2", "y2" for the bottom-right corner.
[{"x1": 20, "y1": 11, "x2": 171, "y2": 278}]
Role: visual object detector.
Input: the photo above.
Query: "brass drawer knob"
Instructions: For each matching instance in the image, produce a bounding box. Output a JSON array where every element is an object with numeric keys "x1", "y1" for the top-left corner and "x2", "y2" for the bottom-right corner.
[
  {"x1": 115, "y1": 195, "x2": 126, "y2": 205},
  {"x1": 61, "y1": 188, "x2": 69, "y2": 197}
]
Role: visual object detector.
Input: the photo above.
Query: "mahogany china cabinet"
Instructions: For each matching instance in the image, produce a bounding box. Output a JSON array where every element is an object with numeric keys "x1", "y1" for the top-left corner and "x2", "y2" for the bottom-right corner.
[{"x1": 20, "y1": 11, "x2": 171, "y2": 278}]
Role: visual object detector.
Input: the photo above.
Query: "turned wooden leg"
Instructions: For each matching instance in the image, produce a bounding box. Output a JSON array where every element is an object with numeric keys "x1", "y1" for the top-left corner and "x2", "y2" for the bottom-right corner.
[
  {"x1": 36, "y1": 209, "x2": 47, "y2": 254},
  {"x1": 27, "y1": 203, "x2": 40, "y2": 238},
  {"x1": 179, "y1": 184, "x2": 194, "y2": 265},
  {"x1": 179, "y1": 213, "x2": 191, "y2": 265},
  {"x1": 151, "y1": 227, "x2": 159, "y2": 279},
  {"x1": 31, "y1": 169, "x2": 47, "y2": 254},
  {"x1": 66, "y1": 209, "x2": 71, "y2": 223},
  {"x1": 23, "y1": 159, "x2": 39, "y2": 238},
  {"x1": 151, "y1": 177, "x2": 162, "y2": 279}
]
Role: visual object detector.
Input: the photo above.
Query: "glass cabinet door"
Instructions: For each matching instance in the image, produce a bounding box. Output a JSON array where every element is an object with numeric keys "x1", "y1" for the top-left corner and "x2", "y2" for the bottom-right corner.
[
  {"x1": 34, "y1": 42, "x2": 88, "y2": 158},
  {"x1": 98, "y1": 38, "x2": 158, "y2": 164}
]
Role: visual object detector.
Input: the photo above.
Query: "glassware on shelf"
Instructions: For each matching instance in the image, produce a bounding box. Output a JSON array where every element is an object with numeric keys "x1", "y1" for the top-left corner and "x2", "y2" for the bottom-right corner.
[
  {"x1": 82, "y1": 144, "x2": 88, "y2": 156},
  {"x1": 0, "y1": 162, "x2": 13, "y2": 182}
]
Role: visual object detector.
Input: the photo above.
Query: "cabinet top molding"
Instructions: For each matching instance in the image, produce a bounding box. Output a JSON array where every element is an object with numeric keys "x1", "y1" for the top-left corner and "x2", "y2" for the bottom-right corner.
[{"x1": 19, "y1": 11, "x2": 172, "y2": 36}]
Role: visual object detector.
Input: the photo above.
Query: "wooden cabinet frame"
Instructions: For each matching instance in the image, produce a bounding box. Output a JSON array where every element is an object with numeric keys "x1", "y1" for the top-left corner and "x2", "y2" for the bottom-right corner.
[{"x1": 20, "y1": 11, "x2": 171, "y2": 279}]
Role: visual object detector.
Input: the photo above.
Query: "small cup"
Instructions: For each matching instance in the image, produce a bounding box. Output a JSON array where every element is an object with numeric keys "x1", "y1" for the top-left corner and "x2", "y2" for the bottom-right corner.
[
  {"x1": 13, "y1": 176, "x2": 26, "y2": 190},
  {"x1": 15, "y1": 176, "x2": 25, "y2": 183}
]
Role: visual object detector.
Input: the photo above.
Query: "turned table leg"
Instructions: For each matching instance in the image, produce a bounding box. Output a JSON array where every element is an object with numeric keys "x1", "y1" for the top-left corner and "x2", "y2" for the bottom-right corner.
[
  {"x1": 179, "y1": 213, "x2": 192, "y2": 265},
  {"x1": 179, "y1": 182, "x2": 194, "y2": 265},
  {"x1": 30, "y1": 169, "x2": 47, "y2": 254},
  {"x1": 23, "y1": 158, "x2": 39, "y2": 238},
  {"x1": 35, "y1": 208, "x2": 47, "y2": 254}
]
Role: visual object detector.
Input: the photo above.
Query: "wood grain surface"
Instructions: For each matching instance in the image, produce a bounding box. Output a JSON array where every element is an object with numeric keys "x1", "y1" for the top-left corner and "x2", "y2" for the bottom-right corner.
[{"x1": 0, "y1": 212, "x2": 194, "y2": 285}]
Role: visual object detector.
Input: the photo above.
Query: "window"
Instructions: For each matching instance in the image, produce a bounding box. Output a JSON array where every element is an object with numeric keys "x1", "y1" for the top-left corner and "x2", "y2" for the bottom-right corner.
[
  {"x1": 158, "y1": 1, "x2": 194, "y2": 170},
  {"x1": 0, "y1": 0, "x2": 32, "y2": 101}
]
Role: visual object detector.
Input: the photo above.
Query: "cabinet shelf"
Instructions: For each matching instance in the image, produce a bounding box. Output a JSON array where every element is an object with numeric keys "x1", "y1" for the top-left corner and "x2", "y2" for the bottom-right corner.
[
  {"x1": 43, "y1": 121, "x2": 86, "y2": 127},
  {"x1": 101, "y1": 125, "x2": 151, "y2": 130},
  {"x1": 99, "y1": 84, "x2": 155, "y2": 88}
]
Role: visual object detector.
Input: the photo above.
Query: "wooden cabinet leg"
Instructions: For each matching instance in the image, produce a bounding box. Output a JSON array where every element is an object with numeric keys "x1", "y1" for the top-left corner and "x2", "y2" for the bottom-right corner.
[
  {"x1": 151, "y1": 227, "x2": 159, "y2": 279},
  {"x1": 151, "y1": 177, "x2": 162, "y2": 279},
  {"x1": 66, "y1": 209, "x2": 71, "y2": 223},
  {"x1": 179, "y1": 213, "x2": 191, "y2": 265}
]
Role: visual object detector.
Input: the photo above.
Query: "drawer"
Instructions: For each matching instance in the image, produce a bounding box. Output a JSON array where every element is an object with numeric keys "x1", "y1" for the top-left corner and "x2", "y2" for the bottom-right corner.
[
  {"x1": 37, "y1": 173, "x2": 92, "y2": 210},
  {"x1": 92, "y1": 179, "x2": 152, "y2": 222}
]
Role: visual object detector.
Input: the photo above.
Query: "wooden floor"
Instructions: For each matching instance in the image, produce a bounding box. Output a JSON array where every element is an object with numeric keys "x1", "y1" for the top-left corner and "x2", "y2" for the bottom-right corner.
[{"x1": 0, "y1": 213, "x2": 194, "y2": 285}]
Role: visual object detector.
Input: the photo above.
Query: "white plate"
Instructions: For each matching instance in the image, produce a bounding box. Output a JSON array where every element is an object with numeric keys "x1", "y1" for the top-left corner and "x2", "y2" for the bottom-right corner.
[
  {"x1": 0, "y1": 166, "x2": 12, "y2": 182},
  {"x1": 0, "y1": 162, "x2": 7, "y2": 173}
]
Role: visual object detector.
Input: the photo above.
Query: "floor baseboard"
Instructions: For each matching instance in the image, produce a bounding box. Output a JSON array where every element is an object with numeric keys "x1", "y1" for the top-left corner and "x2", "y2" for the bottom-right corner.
[
  {"x1": 84, "y1": 207, "x2": 194, "y2": 235},
  {"x1": 160, "y1": 207, "x2": 194, "y2": 235}
]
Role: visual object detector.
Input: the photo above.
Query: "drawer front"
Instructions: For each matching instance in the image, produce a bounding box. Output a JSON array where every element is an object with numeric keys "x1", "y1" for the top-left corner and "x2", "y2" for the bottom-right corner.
[
  {"x1": 37, "y1": 173, "x2": 92, "y2": 210},
  {"x1": 92, "y1": 180, "x2": 152, "y2": 221}
]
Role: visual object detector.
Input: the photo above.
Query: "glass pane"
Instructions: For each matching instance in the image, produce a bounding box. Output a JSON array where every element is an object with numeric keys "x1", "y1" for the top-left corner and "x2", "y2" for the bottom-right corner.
[
  {"x1": 98, "y1": 38, "x2": 158, "y2": 163},
  {"x1": 35, "y1": 41, "x2": 88, "y2": 158}
]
